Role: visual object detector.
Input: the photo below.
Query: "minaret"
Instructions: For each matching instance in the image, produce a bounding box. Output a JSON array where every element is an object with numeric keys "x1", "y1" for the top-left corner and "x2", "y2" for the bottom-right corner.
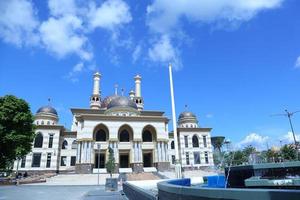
[
  {"x1": 90, "y1": 72, "x2": 101, "y2": 109},
  {"x1": 134, "y1": 74, "x2": 143, "y2": 110}
]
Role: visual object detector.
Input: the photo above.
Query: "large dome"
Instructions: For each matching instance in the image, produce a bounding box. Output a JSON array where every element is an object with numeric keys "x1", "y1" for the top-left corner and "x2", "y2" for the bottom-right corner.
[
  {"x1": 36, "y1": 106, "x2": 58, "y2": 116},
  {"x1": 101, "y1": 95, "x2": 119, "y2": 108},
  {"x1": 107, "y1": 96, "x2": 137, "y2": 110}
]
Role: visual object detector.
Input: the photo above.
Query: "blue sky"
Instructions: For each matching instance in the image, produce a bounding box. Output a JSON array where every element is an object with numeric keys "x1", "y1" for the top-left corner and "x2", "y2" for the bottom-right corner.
[{"x1": 1, "y1": 0, "x2": 300, "y2": 149}]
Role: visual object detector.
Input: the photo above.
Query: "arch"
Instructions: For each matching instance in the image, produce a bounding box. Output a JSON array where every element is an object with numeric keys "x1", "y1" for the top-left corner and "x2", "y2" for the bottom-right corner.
[
  {"x1": 62, "y1": 140, "x2": 68, "y2": 149},
  {"x1": 192, "y1": 135, "x2": 199, "y2": 148},
  {"x1": 93, "y1": 124, "x2": 109, "y2": 141},
  {"x1": 142, "y1": 125, "x2": 157, "y2": 142},
  {"x1": 34, "y1": 132, "x2": 43, "y2": 148},
  {"x1": 71, "y1": 140, "x2": 77, "y2": 149},
  {"x1": 118, "y1": 124, "x2": 133, "y2": 142},
  {"x1": 171, "y1": 141, "x2": 175, "y2": 149}
]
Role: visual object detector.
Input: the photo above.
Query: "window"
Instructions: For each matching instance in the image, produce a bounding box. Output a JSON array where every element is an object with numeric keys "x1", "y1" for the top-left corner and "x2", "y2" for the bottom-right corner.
[
  {"x1": 142, "y1": 130, "x2": 152, "y2": 142},
  {"x1": 62, "y1": 140, "x2": 68, "y2": 149},
  {"x1": 41, "y1": 121, "x2": 44, "y2": 125},
  {"x1": 119, "y1": 129, "x2": 129, "y2": 142},
  {"x1": 48, "y1": 134, "x2": 54, "y2": 148},
  {"x1": 193, "y1": 152, "x2": 201, "y2": 164},
  {"x1": 184, "y1": 136, "x2": 188, "y2": 148},
  {"x1": 71, "y1": 156, "x2": 76, "y2": 166},
  {"x1": 186, "y1": 152, "x2": 190, "y2": 165},
  {"x1": 46, "y1": 153, "x2": 51, "y2": 168},
  {"x1": 31, "y1": 153, "x2": 41, "y2": 167},
  {"x1": 205, "y1": 151, "x2": 209, "y2": 164},
  {"x1": 34, "y1": 133, "x2": 43, "y2": 148},
  {"x1": 71, "y1": 140, "x2": 77, "y2": 149},
  {"x1": 171, "y1": 141, "x2": 175, "y2": 149},
  {"x1": 95, "y1": 129, "x2": 107, "y2": 141},
  {"x1": 172, "y1": 155, "x2": 175, "y2": 164},
  {"x1": 61, "y1": 156, "x2": 67, "y2": 166},
  {"x1": 21, "y1": 156, "x2": 26, "y2": 168},
  {"x1": 47, "y1": 121, "x2": 50, "y2": 125},
  {"x1": 203, "y1": 136, "x2": 207, "y2": 148},
  {"x1": 192, "y1": 135, "x2": 199, "y2": 147}
]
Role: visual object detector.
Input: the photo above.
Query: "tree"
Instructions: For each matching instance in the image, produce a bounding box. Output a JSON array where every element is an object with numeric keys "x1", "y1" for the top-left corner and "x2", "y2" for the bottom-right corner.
[
  {"x1": 0, "y1": 95, "x2": 35, "y2": 170},
  {"x1": 266, "y1": 149, "x2": 280, "y2": 162},
  {"x1": 106, "y1": 147, "x2": 115, "y2": 178},
  {"x1": 281, "y1": 144, "x2": 297, "y2": 161},
  {"x1": 243, "y1": 145, "x2": 256, "y2": 157}
]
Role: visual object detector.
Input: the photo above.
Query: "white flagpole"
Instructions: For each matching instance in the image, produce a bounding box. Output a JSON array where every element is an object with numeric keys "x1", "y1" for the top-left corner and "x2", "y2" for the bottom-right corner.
[{"x1": 168, "y1": 63, "x2": 182, "y2": 178}]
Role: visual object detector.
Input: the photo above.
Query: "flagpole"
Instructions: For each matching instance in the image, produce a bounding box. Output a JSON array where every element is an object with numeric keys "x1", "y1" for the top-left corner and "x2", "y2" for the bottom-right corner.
[{"x1": 168, "y1": 63, "x2": 182, "y2": 178}]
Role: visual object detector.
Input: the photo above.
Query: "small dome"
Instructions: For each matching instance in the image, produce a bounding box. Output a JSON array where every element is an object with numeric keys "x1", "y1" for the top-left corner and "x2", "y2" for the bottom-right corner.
[
  {"x1": 179, "y1": 111, "x2": 196, "y2": 119},
  {"x1": 107, "y1": 96, "x2": 137, "y2": 110},
  {"x1": 36, "y1": 106, "x2": 58, "y2": 116},
  {"x1": 101, "y1": 95, "x2": 119, "y2": 108},
  {"x1": 178, "y1": 111, "x2": 198, "y2": 125}
]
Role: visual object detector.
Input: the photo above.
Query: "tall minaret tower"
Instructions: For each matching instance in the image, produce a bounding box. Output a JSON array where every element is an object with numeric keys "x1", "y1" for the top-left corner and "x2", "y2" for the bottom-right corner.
[
  {"x1": 90, "y1": 72, "x2": 101, "y2": 109},
  {"x1": 133, "y1": 74, "x2": 143, "y2": 110}
]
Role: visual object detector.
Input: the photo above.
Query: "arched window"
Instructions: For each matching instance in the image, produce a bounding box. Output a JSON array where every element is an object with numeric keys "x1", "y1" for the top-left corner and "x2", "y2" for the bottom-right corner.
[
  {"x1": 142, "y1": 130, "x2": 152, "y2": 142},
  {"x1": 34, "y1": 133, "x2": 43, "y2": 148},
  {"x1": 171, "y1": 141, "x2": 175, "y2": 149},
  {"x1": 119, "y1": 129, "x2": 129, "y2": 142},
  {"x1": 47, "y1": 121, "x2": 50, "y2": 125},
  {"x1": 192, "y1": 135, "x2": 199, "y2": 147},
  {"x1": 62, "y1": 140, "x2": 68, "y2": 149},
  {"x1": 41, "y1": 121, "x2": 44, "y2": 125},
  {"x1": 71, "y1": 140, "x2": 77, "y2": 149},
  {"x1": 95, "y1": 129, "x2": 107, "y2": 141}
]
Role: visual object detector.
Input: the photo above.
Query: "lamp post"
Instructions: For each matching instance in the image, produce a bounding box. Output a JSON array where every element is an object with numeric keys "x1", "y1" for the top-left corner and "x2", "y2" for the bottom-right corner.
[
  {"x1": 168, "y1": 63, "x2": 182, "y2": 178},
  {"x1": 97, "y1": 144, "x2": 101, "y2": 185}
]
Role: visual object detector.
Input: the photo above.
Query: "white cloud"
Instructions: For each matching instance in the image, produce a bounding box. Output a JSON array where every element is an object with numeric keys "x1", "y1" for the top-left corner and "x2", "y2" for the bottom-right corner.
[
  {"x1": 148, "y1": 35, "x2": 182, "y2": 70},
  {"x1": 39, "y1": 15, "x2": 92, "y2": 61},
  {"x1": 281, "y1": 132, "x2": 300, "y2": 144},
  {"x1": 48, "y1": 0, "x2": 77, "y2": 17},
  {"x1": 88, "y1": 0, "x2": 132, "y2": 30},
  {"x1": 132, "y1": 44, "x2": 141, "y2": 63},
  {"x1": 237, "y1": 133, "x2": 269, "y2": 150},
  {"x1": 146, "y1": 0, "x2": 284, "y2": 68},
  {"x1": 147, "y1": 0, "x2": 284, "y2": 34},
  {"x1": 0, "y1": 0, "x2": 39, "y2": 47},
  {"x1": 295, "y1": 56, "x2": 300, "y2": 68}
]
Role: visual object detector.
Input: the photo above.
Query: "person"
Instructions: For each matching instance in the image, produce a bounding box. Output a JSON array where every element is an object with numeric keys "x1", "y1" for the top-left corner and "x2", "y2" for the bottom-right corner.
[{"x1": 23, "y1": 172, "x2": 28, "y2": 178}]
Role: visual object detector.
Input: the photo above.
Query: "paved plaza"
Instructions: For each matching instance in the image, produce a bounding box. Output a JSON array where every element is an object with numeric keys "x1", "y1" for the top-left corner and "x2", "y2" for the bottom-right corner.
[{"x1": 0, "y1": 185, "x2": 126, "y2": 200}]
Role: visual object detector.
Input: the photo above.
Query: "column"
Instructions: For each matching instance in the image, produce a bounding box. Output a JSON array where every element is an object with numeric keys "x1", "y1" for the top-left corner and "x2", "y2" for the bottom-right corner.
[{"x1": 77, "y1": 142, "x2": 81, "y2": 163}]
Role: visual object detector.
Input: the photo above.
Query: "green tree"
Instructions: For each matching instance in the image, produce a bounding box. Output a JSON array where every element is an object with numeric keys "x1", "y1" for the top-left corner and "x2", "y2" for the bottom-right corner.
[
  {"x1": 0, "y1": 95, "x2": 35, "y2": 170},
  {"x1": 281, "y1": 144, "x2": 297, "y2": 161},
  {"x1": 106, "y1": 147, "x2": 115, "y2": 178},
  {"x1": 266, "y1": 149, "x2": 280, "y2": 162},
  {"x1": 243, "y1": 145, "x2": 256, "y2": 157}
]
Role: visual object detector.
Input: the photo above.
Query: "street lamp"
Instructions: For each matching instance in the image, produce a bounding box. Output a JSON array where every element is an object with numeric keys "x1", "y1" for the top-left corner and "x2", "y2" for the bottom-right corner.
[{"x1": 97, "y1": 144, "x2": 101, "y2": 185}]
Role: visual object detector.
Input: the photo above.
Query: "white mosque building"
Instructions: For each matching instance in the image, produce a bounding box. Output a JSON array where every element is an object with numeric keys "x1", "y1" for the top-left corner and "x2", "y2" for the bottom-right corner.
[{"x1": 13, "y1": 72, "x2": 213, "y2": 174}]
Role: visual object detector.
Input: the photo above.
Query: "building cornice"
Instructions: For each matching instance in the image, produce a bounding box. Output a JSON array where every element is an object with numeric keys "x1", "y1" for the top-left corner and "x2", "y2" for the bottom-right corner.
[
  {"x1": 36, "y1": 124, "x2": 65, "y2": 130},
  {"x1": 75, "y1": 114, "x2": 169, "y2": 123},
  {"x1": 177, "y1": 127, "x2": 212, "y2": 132}
]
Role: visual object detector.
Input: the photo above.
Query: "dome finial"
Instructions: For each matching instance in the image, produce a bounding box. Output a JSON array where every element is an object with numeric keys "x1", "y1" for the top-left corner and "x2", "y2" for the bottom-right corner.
[{"x1": 185, "y1": 104, "x2": 188, "y2": 111}]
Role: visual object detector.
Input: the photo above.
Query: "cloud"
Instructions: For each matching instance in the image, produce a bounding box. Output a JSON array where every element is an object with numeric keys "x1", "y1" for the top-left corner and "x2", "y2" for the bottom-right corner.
[
  {"x1": 0, "y1": 0, "x2": 39, "y2": 47},
  {"x1": 132, "y1": 44, "x2": 141, "y2": 63},
  {"x1": 148, "y1": 35, "x2": 182, "y2": 70},
  {"x1": 48, "y1": 0, "x2": 77, "y2": 17},
  {"x1": 281, "y1": 132, "x2": 300, "y2": 144},
  {"x1": 237, "y1": 133, "x2": 269, "y2": 150},
  {"x1": 295, "y1": 56, "x2": 300, "y2": 68},
  {"x1": 146, "y1": 0, "x2": 284, "y2": 68},
  {"x1": 39, "y1": 15, "x2": 92, "y2": 60},
  {"x1": 88, "y1": 0, "x2": 132, "y2": 30},
  {"x1": 206, "y1": 113, "x2": 214, "y2": 118}
]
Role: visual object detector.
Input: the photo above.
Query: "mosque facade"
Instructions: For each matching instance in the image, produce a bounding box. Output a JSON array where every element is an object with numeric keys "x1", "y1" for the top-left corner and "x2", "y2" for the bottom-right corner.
[{"x1": 13, "y1": 72, "x2": 213, "y2": 174}]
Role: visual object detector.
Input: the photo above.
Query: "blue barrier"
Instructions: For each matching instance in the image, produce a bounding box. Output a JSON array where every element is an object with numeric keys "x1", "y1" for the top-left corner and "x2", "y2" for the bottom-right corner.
[
  {"x1": 168, "y1": 178, "x2": 191, "y2": 186},
  {"x1": 205, "y1": 175, "x2": 225, "y2": 188}
]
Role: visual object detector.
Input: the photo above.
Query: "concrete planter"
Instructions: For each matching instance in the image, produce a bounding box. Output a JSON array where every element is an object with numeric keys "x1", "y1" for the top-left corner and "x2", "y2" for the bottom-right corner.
[{"x1": 105, "y1": 178, "x2": 118, "y2": 191}]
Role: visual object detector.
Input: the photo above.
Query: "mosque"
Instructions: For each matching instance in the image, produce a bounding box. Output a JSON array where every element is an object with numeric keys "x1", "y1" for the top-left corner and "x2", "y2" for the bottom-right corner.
[{"x1": 13, "y1": 72, "x2": 214, "y2": 174}]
